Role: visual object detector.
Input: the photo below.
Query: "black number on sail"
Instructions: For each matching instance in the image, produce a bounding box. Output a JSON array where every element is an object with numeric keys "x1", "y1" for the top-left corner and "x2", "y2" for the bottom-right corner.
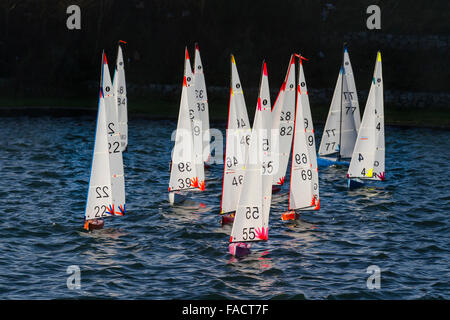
[
  {"x1": 232, "y1": 175, "x2": 243, "y2": 186},
  {"x1": 325, "y1": 129, "x2": 336, "y2": 137},
  {"x1": 108, "y1": 123, "x2": 115, "y2": 134},
  {"x1": 189, "y1": 109, "x2": 194, "y2": 120},
  {"x1": 345, "y1": 106, "x2": 356, "y2": 114},
  {"x1": 304, "y1": 118, "x2": 309, "y2": 129},
  {"x1": 240, "y1": 135, "x2": 250, "y2": 145},
  {"x1": 95, "y1": 186, "x2": 109, "y2": 198},
  {"x1": 295, "y1": 153, "x2": 308, "y2": 164},
  {"x1": 280, "y1": 111, "x2": 291, "y2": 121},
  {"x1": 300, "y1": 169, "x2": 312, "y2": 180},
  {"x1": 361, "y1": 168, "x2": 366, "y2": 176},
  {"x1": 117, "y1": 97, "x2": 126, "y2": 106},
  {"x1": 193, "y1": 126, "x2": 200, "y2": 136},
  {"x1": 358, "y1": 153, "x2": 364, "y2": 162},
  {"x1": 280, "y1": 126, "x2": 293, "y2": 136},
  {"x1": 195, "y1": 89, "x2": 204, "y2": 99},
  {"x1": 245, "y1": 207, "x2": 260, "y2": 219},
  {"x1": 308, "y1": 135, "x2": 314, "y2": 146},
  {"x1": 108, "y1": 142, "x2": 120, "y2": 153},
  {"x1": 226, "y1": 156, "x2": 238, "y2": 168},
  {"x1": 376, "y1": 122, "x2": 381, "y2": 131},
  {"x1": 178, "y1": 162, "x2": 192, "y2": 172},
  {"x1": 178, "y1": 178, "x2": 191, "y2": 189},
  {"x1": 262, "y1": 139, "x2": 269, "y2": 151},
  {"x1": 262, "y1": 161, "x2": 273, "y2": 174},
  {"x1": 236, "y1": 118, "x2": 246, "y2": 128},
  {"x1": 326, "y1": 142, "x2": 335, "y2": 151},
  {"x1": 197, "y1": 103, "x2": 205, "y2": 111},
  {"x1": 94, "y1": 205, "x2": 107, "y2": 217},
  {"x1": 242, "y1": 227, "x2": 256, "y2": 240}
]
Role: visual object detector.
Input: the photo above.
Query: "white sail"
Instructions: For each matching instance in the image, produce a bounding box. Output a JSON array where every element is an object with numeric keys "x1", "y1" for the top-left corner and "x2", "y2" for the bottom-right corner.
[
  {"x1": 230, "y1": 62, "x2": 272, "y2": 243},
  {"x1": 85, "y1": 92, "x2": 113, "y2": 220},
  {"x1": 295, "y1": 56, "x2": 319, "y2": 210},
  {"x1": 348, "y1": 52, "x2": 385, "y2": 181},
  {"x1": 113, "y1": 44, "x2": 128, "y2": 151},
  {"x1": 193, "y1": 43, "x2": 211, "y2": 164},
  {"x1": 185, "y1": 48, "x2": 205, "y2": 188},
  {"x1": 271, "y1": 55, "x2": 296, "y2": 186},
  {"x1": 343, "y1": 47, "x2": 361, "y2": 132},
  {"x1": 319, "y1": 50, "x2": 359, "y2": 160},
  {"x1": 169, "y1": 50, "x2": 204, "y2": 193},
  {"x1": 319, "y1": 68, "x2": 343, "y2": 158},
  {"x1": 221, "y1": 55, "x2": 251, "y2": 214},
  {"x1": 102, "y1": 54, "x2": 126, "y2": 215}
]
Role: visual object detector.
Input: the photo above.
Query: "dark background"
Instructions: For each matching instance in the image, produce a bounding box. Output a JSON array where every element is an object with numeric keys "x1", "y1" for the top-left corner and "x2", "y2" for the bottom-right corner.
[{"x1": 0, "y1": 0, "x2": 448, "y2": 113}]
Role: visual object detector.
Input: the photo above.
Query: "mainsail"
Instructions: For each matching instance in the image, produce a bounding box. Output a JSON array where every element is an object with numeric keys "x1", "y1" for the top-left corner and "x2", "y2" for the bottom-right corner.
[
  {"x1": 230, "y1": 61, "x2": 273, "y2": 243},
  {"x1": 193, "y1": 43, "x2": 211, "y2": 164},
  {"x1": 348, "y1": 52, "x2": 385, "y2": 181},
  {"x1": 85, "y1": 53, "x2": 126, "y2": 221},
  {"x1": 271, "y1": 55, "x2": 296, "y2": 187},
  {"x1": 169, "y1": 49, "x2": 204, "y2": 194},
  {"x1": 113, "y1": 43, "x2": 128, "y2": 152},
  {"x1": 290, "y1": 55, "x2": 319, "y2": 210},
  {"x1": 220, "y1": 54, "x2": 251, "y2": 215},
  {"x1": 319, "y1": 47, "x2": 360, "y2": 160},
  {"x1": 185, "y1": 48, "x2": 205, "y2": 187}
]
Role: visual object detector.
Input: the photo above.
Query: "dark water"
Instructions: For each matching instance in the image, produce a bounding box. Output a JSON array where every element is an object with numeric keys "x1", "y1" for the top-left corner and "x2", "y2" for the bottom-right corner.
[{"x1": 0, "y1": 116, "x2": 448, "y2": 299}]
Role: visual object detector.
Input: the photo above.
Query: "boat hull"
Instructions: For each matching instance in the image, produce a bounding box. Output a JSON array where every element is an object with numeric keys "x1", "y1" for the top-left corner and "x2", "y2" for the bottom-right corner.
[
  {"x1": 221, "y1": 212, "x2": 235, "y2": 225},
  {"x1": 84, "y1": 219, "x2": 104, "y2": 231},
  {"x1": 281, "y1": 211, "x2": 300, "y2": 221},
  {"x1": 317, "y1": 156, "x2": 350, "y2": 167},
  {"x1": 229, "y1": 242, "x2": 251, "y2": 257},
  {"x1": 169, "y1": 192, "x2": 187, "y2": 205},
  {"x1": 272, "y1": 185, "x2": 282, "y2": 194},
  {"x1": 347, "y1": 178, "x2": 365, "y2": 189}
]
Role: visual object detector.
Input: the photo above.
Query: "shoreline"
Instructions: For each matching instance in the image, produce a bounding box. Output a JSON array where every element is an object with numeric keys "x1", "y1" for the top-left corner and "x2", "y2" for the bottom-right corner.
[{"x1": 0, "y1": 105, "x2": 449, "y2": 130}]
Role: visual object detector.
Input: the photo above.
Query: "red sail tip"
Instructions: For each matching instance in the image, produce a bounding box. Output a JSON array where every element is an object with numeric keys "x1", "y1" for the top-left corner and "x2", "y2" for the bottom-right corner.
[
  {"x1": 119, "y1": 40, "x2": 127, "y2": 44},
  {"x1": 263, "y1": 62, "x2": 268, "y2": 76},
  {"x1": 314, "y1": 199, "x2": 320, "y2": 210},
  {"x1": 185, "y1": 48, "x2": 190, "y2": 60},
  {"x1": 195, "y1": 43, "x2": 199, "y2": 51},
  {"x1": 290, "y1": 55, "x2": 295, "y2": 65},
  {"x1": 103, "y1": 53, "x2": 107, "y2": 65}
]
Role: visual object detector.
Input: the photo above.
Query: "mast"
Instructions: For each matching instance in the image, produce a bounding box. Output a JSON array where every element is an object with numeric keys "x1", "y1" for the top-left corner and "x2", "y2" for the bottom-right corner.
[{"x1": 337, "y1": 43, "x2": 346, "y2": 161}]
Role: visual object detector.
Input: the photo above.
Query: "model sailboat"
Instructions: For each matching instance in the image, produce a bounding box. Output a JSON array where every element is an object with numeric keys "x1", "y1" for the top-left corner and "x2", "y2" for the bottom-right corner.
[
  {"x1": 271, "y1": 54, "x2": 296, "y2": 193},
  {"x1": 282, "y1": 54, "x2": 320, "y2": 221},
  {"x1": 229, "y1": 61, "x2": 273, "y2": 257},
  {"x1": 318, "y1": 46, "x2": 360, "y2": 166},
  {"x1": 347, "y1": 52, "x2": 385, "y2": 189},
  {"x1": 113, "y1": 41, "x2": 128, "y2": 152},
  {"x1": 84, "y1": 52, "x2": 126, "y2": 231},
  {"x1": 168, "y1": 48, "x2": 205, "y2": 205},
  {"x1": 193, "y1": 43, "x2": 211, "y2": 167},
  {"x1": 220, "y1": 54, "x2": 251, "y2": 225}
]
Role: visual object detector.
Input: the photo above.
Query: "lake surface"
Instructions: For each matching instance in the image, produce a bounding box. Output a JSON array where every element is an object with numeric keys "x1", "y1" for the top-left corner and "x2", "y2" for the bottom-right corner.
[{"x1": 0, "y1": 115, "x2": 448, "y2": 299}]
